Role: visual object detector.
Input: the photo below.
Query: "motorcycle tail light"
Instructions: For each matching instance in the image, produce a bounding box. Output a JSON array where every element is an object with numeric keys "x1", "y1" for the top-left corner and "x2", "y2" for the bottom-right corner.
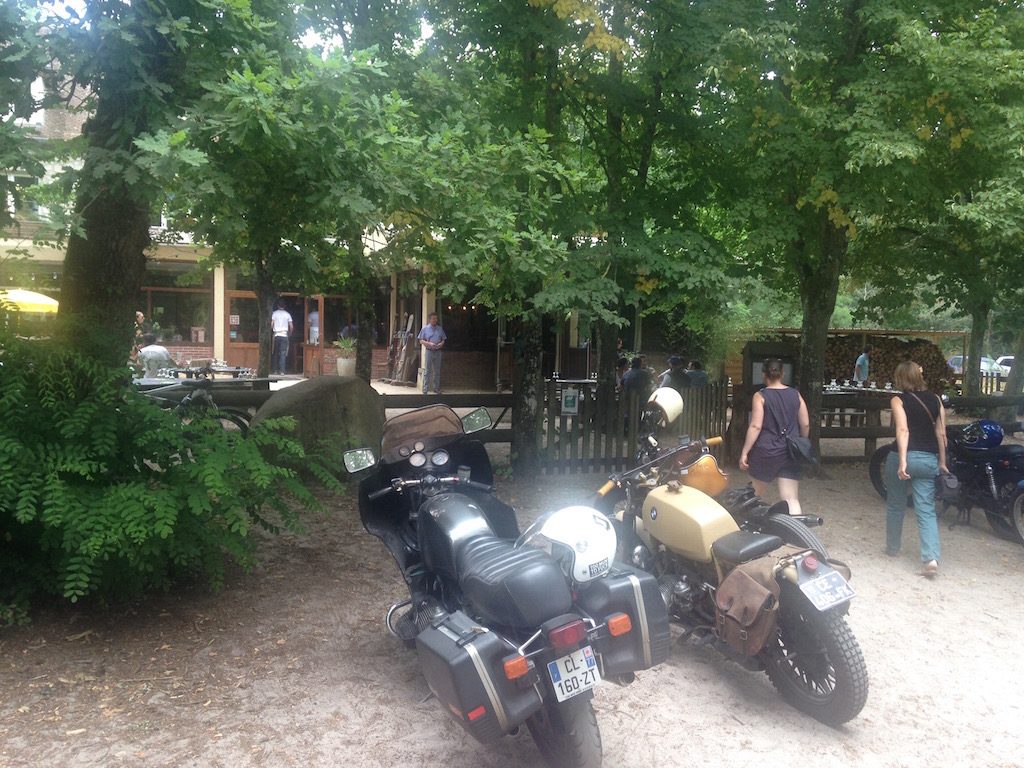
[
  {"x1": 503, "y1": 654, "x2": 530, "y2": 680},
  {"x1": 548, "y1": 619, "x2": 587, "y2": 651},
  {"x1": 802, "y1": 554, "x2": 819, "y2": 573},
  {"x1": 607, "y1": 612, "x2": 632, "y2": 637}
]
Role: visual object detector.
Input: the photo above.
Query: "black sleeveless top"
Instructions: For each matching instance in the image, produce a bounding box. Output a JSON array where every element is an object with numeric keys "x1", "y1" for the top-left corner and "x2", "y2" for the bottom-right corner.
[{"x1": 899, "y1": 391, "x2": 940, "y2": 454}]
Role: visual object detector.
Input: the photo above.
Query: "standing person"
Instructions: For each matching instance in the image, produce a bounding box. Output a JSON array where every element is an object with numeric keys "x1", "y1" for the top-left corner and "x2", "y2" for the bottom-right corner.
[
  {"x1": 739, "y1": 359, "x2": 810, "y2": 514},
  {"x1": 614, "y1": 356, "x2": 629, "y2": 393},
  {"x1": 271, "y1": 299, "x2": 293, "y2": 375},
  {"x1": 885, "y1": 361, "x2": 948, "y2": 578},
  {"x1": 659, "y1": 355, "x2": 691, "y2": 392},
  {"x1": 686, "y1": 359, "x2": 709, "y2": 386},
  {"x1": 853, "y1": 345, "x2": 872, "y2": 384},
  {"x1": 132, "y1": 310, "x2": 147, "y2": 361},
  {"x1": 418, "y1": 312, "x2": 447, "y2": 394},
  {"x1": 307, "y1": 306, "x2": 320, "y2": 345}
]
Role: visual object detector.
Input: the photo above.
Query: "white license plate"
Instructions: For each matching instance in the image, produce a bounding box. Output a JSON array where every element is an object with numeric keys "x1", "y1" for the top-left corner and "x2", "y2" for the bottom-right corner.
[
  {"x1": 799, "y1": 569, "x2": 856, "y2": 611},
  {"x1": 547, "y1": 646, "x2": 601, "y2": 702}
]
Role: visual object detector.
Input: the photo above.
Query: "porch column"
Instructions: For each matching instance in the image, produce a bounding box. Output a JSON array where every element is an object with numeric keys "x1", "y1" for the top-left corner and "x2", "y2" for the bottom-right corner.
[
  {"x1": 419, "y1": 288, "x2": 436, "y2": 391},
  {"x1": 213, "y1": 265, "x2": 226, "y2": 360}
]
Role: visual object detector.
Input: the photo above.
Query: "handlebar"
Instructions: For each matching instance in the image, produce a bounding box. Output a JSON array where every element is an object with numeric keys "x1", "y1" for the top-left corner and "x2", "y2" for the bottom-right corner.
[
  {"x1": 597, "y1": 434, "x2": 723, "y2": 495},
  {"x1": 367, "y1": 474, "x2": 494, "y2": 501}
]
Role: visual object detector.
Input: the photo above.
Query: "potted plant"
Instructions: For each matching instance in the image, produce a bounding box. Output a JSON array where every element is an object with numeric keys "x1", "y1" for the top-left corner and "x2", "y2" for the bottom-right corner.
[{"x1": 333, "y1": 337, "x2": 357, "y2": 377}]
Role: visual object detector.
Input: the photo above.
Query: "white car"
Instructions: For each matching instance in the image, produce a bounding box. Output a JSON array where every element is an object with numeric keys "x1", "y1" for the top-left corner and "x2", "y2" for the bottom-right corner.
[
  {"x1": 946, "y1": 355, "x2": 1005, "y2": 376},
  {"x1": 996, "y1": 355, "x2": 1014, "y2": 375}
]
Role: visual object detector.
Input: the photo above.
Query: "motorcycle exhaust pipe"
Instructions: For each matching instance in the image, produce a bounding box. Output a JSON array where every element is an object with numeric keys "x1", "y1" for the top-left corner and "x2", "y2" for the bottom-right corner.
[
  {"x1": 606, "y1": 672, "x2": 636, "y2": 687},
  {"x1": 789, "y1": 514, "x2": 824, "y2": 528}
]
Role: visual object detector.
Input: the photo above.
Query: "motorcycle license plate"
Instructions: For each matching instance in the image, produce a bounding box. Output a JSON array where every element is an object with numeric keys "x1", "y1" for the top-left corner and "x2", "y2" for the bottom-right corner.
[
  {"x1": 799, "y1": 570, "x2": 856, "y2": 611},
  {"x1": 547, "y1": 646, "x2": 601, "y2": 702}
]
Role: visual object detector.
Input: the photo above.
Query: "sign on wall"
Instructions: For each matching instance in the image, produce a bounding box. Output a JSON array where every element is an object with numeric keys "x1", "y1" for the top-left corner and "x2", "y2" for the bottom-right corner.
[{"x1": 561, "y1": 387, "x2": 579, "y2": 416}]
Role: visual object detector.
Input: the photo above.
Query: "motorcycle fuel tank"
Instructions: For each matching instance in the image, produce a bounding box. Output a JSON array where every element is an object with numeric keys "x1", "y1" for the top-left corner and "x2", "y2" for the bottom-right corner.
[{"x1": 641, "y1": 485, "x2": 739, "y2": 563}]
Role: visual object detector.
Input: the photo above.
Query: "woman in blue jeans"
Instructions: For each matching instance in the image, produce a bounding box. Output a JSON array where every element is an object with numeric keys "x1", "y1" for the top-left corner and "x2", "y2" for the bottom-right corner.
[{"x1": 885, "y1": 361, "x2": 949, "y2": 578}]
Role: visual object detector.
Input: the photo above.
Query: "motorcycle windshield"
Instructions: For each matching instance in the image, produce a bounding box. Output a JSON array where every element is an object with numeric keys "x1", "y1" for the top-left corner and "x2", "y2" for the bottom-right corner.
[{"x1": 380, "y1": 405, "x2": 465, "y2": 464}]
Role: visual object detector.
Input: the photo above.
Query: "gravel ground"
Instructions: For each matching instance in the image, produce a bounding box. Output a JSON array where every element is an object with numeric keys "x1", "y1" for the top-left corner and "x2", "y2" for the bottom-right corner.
[{"x1": 2, "y1": 448, "x2": 1023, "y2": 768}]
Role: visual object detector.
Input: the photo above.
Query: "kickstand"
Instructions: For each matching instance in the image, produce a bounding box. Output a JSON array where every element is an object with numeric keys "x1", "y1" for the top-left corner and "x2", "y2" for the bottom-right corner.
[{"x1": 947, "y1": 504, "x2": 972, "y2": 531}]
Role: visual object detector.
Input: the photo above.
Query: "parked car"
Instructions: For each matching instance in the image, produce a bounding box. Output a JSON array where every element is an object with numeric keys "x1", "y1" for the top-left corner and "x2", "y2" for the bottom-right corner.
[
  {"x1": 996, "y1": 355, "x2": 1014, "y2": 375},
  {"x1": 947, "y1": 355, "x2": 1005, "y2": 376}
]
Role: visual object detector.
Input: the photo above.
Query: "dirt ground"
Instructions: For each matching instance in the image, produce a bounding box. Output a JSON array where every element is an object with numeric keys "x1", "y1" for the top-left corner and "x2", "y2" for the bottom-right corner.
[{"x1": 3, "y1": 448, "x2": 1024, "y2": 768}]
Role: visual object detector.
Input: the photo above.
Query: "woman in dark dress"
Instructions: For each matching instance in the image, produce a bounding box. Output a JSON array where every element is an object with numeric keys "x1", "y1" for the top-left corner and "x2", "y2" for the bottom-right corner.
[{"x1": 739, "y1": 359, "x2": 810, "y2": 515}]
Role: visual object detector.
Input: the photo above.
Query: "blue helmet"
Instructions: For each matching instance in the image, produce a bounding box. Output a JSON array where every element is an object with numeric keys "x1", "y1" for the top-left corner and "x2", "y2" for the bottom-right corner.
[{"x1": 962, "y1": 419, "x2": 1003, "y2": 448}]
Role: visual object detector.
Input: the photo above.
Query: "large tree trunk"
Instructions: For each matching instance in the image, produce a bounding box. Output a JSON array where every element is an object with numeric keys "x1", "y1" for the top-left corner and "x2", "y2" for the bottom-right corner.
[
  {"x1": 796, "y1": 222, "x2": 845, "y2": 447},
  {"x1": 963, "y1": 302, "x2": 991, "y2": 397},
  {"x1": 59, "y1": 95, "x2": 152, "y2": 366},
  {"x1": 255, "y1": 259, "x2": 276, "y2": 378},
  {"x1": 511, "y1": 314, "x2": 543, "y2": 476},
  {"x1": 995, "y1": 328, "x2": 1024, "y2": 426}
]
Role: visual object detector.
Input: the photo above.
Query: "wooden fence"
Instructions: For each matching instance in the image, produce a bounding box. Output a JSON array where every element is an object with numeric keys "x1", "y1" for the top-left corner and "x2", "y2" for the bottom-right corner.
[{"x1": 535, "y1": 381, "x2": 730, "y2": 474}]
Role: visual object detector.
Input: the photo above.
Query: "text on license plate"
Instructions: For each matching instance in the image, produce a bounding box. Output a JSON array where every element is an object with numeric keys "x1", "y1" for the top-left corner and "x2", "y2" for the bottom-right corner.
[
  {"x1": 799, "y1": 569, "x2": 856, "y2": 611},
  {"x1": 547, "y1": 646, "x2": 601, "y2": 702}
]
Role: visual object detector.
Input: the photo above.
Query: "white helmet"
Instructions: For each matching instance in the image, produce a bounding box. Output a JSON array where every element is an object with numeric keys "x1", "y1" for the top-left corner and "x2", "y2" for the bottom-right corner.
[
  {"x1": 516, "y1": 506, "x2": 617, "y2": 584},
  {"x1": 647, "y1": 386, "x2": 683, "y2": 427}
]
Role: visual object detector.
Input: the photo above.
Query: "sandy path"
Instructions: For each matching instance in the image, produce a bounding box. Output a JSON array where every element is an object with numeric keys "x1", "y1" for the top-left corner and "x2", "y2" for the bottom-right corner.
[{"x1": 2, "y1": 460, "x2": 1023, "y2": 768}]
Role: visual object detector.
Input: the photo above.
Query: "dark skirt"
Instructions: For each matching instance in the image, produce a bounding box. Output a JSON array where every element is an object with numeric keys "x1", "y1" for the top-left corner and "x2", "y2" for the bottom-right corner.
[{"x1": 747, "y1": 447, "x2": 802, "y2": 483}]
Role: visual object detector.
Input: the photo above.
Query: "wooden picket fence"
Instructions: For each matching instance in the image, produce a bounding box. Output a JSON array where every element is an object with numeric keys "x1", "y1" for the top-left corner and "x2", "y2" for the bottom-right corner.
[{"x1": 535, "y1": 381, "x2": 730, "y2": 474}]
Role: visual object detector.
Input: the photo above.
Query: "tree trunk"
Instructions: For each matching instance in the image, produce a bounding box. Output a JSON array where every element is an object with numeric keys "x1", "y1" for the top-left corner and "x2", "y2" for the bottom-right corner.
[
  {"x1": 511, "y1": 314, "x2": 543, "y2": 476},
  {"x1": 58, "y1": 91, "x2": 152, "y2": 366},
  {"x1": 255, "y1": 259, "x2": 276, "y2": 378},
  {"x1": 991, "y1": 328, "x2": 1024, "y2": 426},
  {"x1": 963, "y1": 302, "x2": 990, "y2": 397},
  {"x1": 796, "y1": 222, "x2": 845, "y2": 447}
]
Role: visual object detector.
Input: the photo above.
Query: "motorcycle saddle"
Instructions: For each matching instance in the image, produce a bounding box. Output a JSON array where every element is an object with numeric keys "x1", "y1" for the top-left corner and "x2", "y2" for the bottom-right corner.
[
  {"x1": 958, "y1": 444, "x2": 1024, "y2": 460},
  {"x1": 711, "y1": 531, "x2": 783, "y2": 565},
  {"x1": 457, "y1": 536, "x2": 573, "y2": 628}
]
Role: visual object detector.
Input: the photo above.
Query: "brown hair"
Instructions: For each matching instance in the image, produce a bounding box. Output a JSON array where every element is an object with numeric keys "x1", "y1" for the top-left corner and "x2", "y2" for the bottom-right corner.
[
  {"x1": 893, "y1": 360, "x2": 927, "y2": 392},
  {"x1": 763, "y1": 358, "x2": 784, "y2": 382}
]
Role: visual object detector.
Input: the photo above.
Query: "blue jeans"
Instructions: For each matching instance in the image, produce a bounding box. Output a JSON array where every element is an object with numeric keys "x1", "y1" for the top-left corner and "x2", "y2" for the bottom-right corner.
[
  {"x1": 885, "y1": 449, "x2": 941, "y2": 563},
  {"x1": 423, "y1": 349, "x2": 442, "y2": 393},
  {"x1": 273, "y1": 335, "x2": 289, "y2": 374}
]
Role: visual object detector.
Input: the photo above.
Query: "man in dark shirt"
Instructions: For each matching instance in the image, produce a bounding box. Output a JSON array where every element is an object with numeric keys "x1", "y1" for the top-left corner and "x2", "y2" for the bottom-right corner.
[{"x1": 659, "y1": 355, "x2": 691, "y2": 392}]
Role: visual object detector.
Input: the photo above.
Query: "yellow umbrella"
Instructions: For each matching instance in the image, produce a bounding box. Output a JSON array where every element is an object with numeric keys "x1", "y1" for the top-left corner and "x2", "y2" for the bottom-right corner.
[{"x1": 0, "y1": 288, "x2": 59, "y2": 314}]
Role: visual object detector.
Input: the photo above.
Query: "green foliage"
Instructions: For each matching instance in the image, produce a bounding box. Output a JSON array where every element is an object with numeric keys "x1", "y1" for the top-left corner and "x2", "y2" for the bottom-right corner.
[{"x1": 0, "y1": 332, "x2": 341, "y2": 620}]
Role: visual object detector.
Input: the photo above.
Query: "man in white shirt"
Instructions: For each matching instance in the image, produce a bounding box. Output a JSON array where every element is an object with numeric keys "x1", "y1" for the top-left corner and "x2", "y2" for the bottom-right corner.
[
  {"x1": 137, "y1": 333, "x2": 177, "y2": 378},
  {"x1": 271, "y1": 300, "x2": 293, "y2": 374}
]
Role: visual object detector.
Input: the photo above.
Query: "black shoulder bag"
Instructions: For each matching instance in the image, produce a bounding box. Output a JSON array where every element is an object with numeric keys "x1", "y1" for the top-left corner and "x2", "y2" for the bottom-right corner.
[{"x1": 761, "y1": 389, "x2": 817, "y2": 468}]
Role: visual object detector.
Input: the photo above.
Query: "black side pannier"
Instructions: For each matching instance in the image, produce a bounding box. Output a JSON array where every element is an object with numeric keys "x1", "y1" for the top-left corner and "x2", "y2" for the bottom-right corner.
[
  {"x1": 416, "y1": 610, "x2": 543, "y2": 743},
  {"x1": 576, "y1": 562, "x2": 671, "y2": 677}
]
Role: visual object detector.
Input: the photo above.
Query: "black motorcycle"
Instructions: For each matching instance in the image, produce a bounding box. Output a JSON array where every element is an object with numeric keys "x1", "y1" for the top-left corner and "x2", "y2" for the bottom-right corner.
[
  {"x1": 344, "y1": 405, "x2": 670, "y2": 768},
  {"x1": 868, "y1": 419, "x2": 1024, "y2": 544}
]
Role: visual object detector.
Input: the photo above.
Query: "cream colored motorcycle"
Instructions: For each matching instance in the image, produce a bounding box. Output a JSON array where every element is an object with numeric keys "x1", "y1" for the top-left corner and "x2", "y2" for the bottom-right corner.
[{"x1": 593, "y1": 392, "x2": 868, "y2": 726}]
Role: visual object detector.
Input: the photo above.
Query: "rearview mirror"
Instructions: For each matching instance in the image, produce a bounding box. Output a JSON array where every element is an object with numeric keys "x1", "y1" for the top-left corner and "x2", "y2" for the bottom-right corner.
[
  {"x1": 343, "y1": 448, "x2": 377, "y2": 473},
  {"x1": 461, "y1": 407, "x2": 492, "y2": 434}
]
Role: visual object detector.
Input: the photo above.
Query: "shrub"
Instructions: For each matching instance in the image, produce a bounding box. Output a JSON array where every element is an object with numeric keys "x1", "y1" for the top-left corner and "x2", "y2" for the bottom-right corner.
[{"x1": 0, "y1": 333, "x2": 341, "y2": 620}]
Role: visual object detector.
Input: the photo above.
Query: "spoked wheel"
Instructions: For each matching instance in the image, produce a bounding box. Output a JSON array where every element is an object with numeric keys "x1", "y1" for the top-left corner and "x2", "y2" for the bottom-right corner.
[
  {"x1": 868, "y1": 444, "x2": 911, "y2": 507},
  {"x1": 1012, "y1": 490, "x2": 1024, "y2": 546},
  {"x1": 526, "y1": 696, "x2": 602, "y2": 768},
  {"x1": 761, "y1": 595, "x2": 868, "y2": 727}
]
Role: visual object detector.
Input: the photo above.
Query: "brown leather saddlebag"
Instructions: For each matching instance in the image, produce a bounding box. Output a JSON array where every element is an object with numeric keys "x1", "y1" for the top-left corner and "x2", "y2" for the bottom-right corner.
[{"x1": 714, "y1": 563, "x2": 781, "y2": 656}]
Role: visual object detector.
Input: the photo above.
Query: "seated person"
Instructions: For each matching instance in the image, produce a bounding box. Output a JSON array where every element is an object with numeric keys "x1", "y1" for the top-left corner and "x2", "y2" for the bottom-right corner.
[{"x1": 137, "y1": 333, "x2": 177, "y2": 378}]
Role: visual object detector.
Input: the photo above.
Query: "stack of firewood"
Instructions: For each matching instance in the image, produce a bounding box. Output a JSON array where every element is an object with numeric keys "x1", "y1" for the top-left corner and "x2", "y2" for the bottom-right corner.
[{"x1": 825, "y1": 335, "x2": 951, "y2": 388}]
